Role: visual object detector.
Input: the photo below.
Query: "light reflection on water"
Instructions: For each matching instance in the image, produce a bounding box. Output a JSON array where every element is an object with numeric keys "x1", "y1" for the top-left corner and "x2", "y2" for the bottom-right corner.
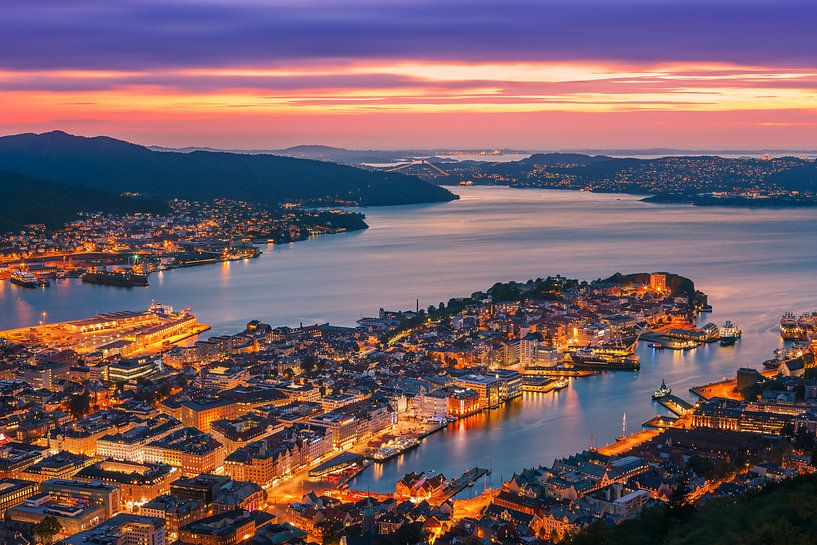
[{"x1": 2, "y1": 186, "x2": 817, "y2": 493}]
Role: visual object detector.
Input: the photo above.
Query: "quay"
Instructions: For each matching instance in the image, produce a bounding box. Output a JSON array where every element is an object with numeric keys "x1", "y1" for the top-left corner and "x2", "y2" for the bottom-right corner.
[
  {"x1": 642, "y1": 415, "x2": 679, "y2": 430},
  {"x1": 597, "y1": 429, "x2": 660, "y2": 456},
  {"x1": 655, "y1": 394, "x2": 694, "y2": 416},
  {"x1": 523, "y1": 366, "x2": 597, "y2": 378},
  {"x1": 436, "y1": 467, "x2": 491, "y2": 503},
  {"x1": 690, "y1": 369, "x2": 778, "y2": 401},
  {"x1": 308, "y1": 452, "x2": 364, "y2": 479}
]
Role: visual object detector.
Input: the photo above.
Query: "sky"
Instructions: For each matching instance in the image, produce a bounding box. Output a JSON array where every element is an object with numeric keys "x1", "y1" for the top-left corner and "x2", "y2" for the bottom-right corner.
[{"x1": 1, "y1": 0, "x2": 816, "y2": 150}]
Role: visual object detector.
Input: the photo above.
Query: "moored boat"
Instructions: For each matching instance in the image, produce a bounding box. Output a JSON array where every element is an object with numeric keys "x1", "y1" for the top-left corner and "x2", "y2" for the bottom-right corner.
[
  {"x1": 719, "y1": 321, "x2": 742, "y2": 345},
  {"x1": 652, "y1": 379, "x2": 672, "y2": 399},
  {"x1": 82, "y1": 269, "x2": 149, "y2": 287}
]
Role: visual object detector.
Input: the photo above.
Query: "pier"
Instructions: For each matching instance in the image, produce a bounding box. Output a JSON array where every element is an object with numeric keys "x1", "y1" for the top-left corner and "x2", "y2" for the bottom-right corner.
[
  {"x1": 523, "y1": 366, "x2": 597, "y2": 377},
  {"x1": 436, "y1": 467, "x2": 491, "y2": 503},
  {"x1": 655, "y1": 394, "x2": 694, "y2": 416},
  {"x1": 642, "y1": 415, "x2": 679, "y2": 430}
]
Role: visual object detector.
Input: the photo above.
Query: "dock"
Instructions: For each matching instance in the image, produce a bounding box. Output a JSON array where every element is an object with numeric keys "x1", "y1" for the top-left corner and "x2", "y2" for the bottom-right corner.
[
  {"x1": 642, "y1": 415, "x2": 679, "y2": 430},
  {"x1": 308, "y1": 452, "x2": 363, "y2": 478},
  {"x1": 655, "y1": 394, "x2": 694, "y2": 416},
  {"x1": 523, "y1": 366, "x2": 597, "y2": 377},
  {"x1": 436, "y1": 467, "x2": 491, "y2": 503}
]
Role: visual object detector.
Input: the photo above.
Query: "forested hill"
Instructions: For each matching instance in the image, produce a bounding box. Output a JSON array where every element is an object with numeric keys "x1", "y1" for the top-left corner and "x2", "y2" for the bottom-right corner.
[
  {"x1": 0, "y1": 171, "x2": 168, "y2": 233},
  {"x1": 567, "y1": 474, "x2": 817, "y2": 545},
  {"x1": 0, "y1": 131, "x2": 457, "y2": 206}
]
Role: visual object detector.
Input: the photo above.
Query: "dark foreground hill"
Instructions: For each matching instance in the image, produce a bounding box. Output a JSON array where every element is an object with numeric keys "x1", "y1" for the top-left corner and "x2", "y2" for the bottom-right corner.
[
  {"x1": 567, "y1": 474, "x2": 817, "y2": 545},
  {"x1": 0, "y1": 131, "x2": 457, "y2": 206},
  {"x1": 0, "y1": 171, "x2": 168, "y2": 233}
]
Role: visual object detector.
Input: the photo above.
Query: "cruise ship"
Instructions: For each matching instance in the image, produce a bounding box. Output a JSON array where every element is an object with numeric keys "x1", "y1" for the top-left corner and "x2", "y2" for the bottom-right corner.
[
  {"x1": 780, "y1": 312, "x2": 806, "y2": 341},
  {"x1": 718, "y1": 321, "x2": 742, "y2": 346}
]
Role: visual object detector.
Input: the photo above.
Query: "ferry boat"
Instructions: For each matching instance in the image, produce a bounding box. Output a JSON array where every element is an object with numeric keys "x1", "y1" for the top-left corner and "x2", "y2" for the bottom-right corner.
[
  {"x1": 82, "y1": 269, "x2": 149, "y2": 287},
  {"x1": 571, "y1": 348, "x2": 640, "y2": 371},
  {"x1": 780, "y1": 312, "x2": 806, "y2": 341},
  {"x1": 371, "y1": 437, "x2": 420, "y2": 462},
  {"x1": 10, "y1": 271, "x2": 39, "y2": 288},
  {"x1": 652, "y1": 379, "x2": 672, "y2": 399},
  {"x1": 718, "y1": 321, "x2": 742, "y2": 346}
]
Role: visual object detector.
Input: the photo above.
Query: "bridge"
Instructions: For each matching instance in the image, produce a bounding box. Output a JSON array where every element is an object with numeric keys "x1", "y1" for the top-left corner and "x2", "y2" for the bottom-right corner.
[{"x1": 385, "y1": 159, "x2": 449, "y2": 177}]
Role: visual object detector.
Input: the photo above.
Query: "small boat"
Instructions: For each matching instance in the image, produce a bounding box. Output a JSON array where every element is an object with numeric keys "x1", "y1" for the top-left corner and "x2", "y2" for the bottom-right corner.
[
  {"x1": 648, "y1": 343, "x2": 664, "y2": 349},
  {"x1": 652, "y1": 379, "x2": 672, "y2": 399},
  {"x1": 616, "y1": 413, "x2": 627, "y2": 441}
]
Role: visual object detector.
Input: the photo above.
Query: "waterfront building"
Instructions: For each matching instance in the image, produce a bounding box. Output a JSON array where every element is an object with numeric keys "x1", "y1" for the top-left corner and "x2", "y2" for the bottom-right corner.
[
  {"x1": 413, "y1": 388, "x2": 450, "y2": 422},
  {"x1": 447, "y1": 388, "x2": 481, "y2": 418},
  {"x1": 494, "y1": 369, "x2": 524, "y2": 402},
  {"x1": 453, "y1": 374, "x2": 501, "y2": 409}
]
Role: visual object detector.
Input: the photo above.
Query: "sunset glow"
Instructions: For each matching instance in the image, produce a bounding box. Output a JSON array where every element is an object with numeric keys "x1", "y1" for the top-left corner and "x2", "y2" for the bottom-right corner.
[{"x1": 2, "y1": 0, "x2": 816, "y2": 148}]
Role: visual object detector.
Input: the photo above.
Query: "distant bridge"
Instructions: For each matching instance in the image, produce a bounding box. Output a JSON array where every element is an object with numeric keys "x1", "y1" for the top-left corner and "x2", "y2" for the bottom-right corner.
[{"x1": 385, "y1": 159, "x2": 449, "y2": 176}]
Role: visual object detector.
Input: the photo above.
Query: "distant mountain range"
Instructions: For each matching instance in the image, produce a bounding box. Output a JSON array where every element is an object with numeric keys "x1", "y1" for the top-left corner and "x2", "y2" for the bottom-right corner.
[
  {"x1": 0, "y1": 131, "x2": 457, "y2": 208},
  {"x1": 0, "y1": 170, "x2": 168, "y2": 233},
  {"x1": 149, "y1": 144, "x2": 817, "y2": 165}
]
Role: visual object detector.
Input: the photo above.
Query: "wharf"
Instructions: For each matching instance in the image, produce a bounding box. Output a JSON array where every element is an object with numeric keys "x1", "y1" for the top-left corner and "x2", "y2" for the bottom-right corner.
[
  {"x1": 523, "y1": 366, "x2": 597, "y2": 377},
  {"x1": 656, "y1": 394, "x2": 694, "y2": 416},
  {"x1": 436, "y1": 467, "x2": 491, "y2": 503},
  {"x1": 690, "y1": 369, "x2": 777, "y2": 401},
  {"x1": 642, "y1": 415, "x2": 679, "y2": 430},
  {"x1": 598, "y1": 429, "x2": 660, "y2": 456},
  {"x1": 308, "y1": 452, "x2": 363, "y2": 478}
]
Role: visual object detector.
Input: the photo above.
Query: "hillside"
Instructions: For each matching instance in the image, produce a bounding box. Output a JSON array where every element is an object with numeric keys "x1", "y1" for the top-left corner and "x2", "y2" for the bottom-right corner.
[
  {"x1": 0, "y1": 131, "x2": 457, "y2": 206},
  {"x1": 567, "y1": 474, "x2": 817, "y2": 545},
  {"x1": 0, "y1": 171, "x2": 168, "y2": 233}
]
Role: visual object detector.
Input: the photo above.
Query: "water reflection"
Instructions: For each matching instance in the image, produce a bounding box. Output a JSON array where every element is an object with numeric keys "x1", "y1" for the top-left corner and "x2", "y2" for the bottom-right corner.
[{"x1": 2, "y1": 186, "x2": 817, "y2": 491}]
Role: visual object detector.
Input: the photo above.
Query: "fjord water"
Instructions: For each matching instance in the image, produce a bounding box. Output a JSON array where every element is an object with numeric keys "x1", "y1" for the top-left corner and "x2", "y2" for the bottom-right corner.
[{"x1": 3, "y1": 187, "x2": 817, "y2": 491}]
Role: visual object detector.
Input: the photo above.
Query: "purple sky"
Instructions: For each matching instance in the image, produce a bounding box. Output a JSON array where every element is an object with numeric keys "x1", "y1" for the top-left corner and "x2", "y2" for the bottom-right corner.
[{"x1": 1, "y1": 0, "x2": 816, "y2": 148}]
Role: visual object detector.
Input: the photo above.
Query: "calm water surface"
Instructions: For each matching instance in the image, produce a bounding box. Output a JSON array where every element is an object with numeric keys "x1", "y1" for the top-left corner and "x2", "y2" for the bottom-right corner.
[{"x1": 3, "y1": 187, "x2": 817, "y2": 492}]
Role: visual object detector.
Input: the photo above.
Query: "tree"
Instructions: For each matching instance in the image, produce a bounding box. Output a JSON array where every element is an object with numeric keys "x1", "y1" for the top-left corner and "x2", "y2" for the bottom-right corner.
[
  {"x1": 68, "y1": 391, "x2": 91, "y2": 419},
  {"x1": 34, "y1": 516, "x2": 62, "y2": 545}
]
